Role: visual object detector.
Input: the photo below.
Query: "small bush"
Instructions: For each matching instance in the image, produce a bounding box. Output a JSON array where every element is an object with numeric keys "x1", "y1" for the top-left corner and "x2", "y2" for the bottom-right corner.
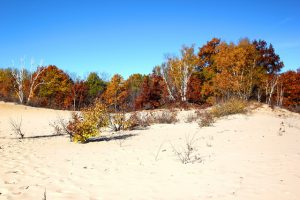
[
  {"x1": 198, "y1": 111, "x2": 215, "y2": 127},
  {"x1": 108, "y1": 112, "x2": 133, "y2": 131},
  {"x1": 50, "y1": 115, "x2": 74, "y2": 140},
  {"x1": 185, "y1": 112, "x2": 198, "y2": 123},
  {"x1": 151, "y1": 110, "x2": 178, "y2": 124},
  {"x1": 49, "y1": 121, "x2": 64, "y2": 135},
  {"x1": 211, "y1": 99, "x2": 248, "y2": 118},
  {"x1": 67, "y1": 102, "x2": 108, "y2": 143},
  {"x1": 126, "y1": 112, "x2": 150, "y2": 130}
]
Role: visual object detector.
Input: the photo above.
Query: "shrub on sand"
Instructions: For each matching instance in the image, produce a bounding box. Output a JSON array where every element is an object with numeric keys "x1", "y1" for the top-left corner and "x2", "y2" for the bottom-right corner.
[
  {"x1": 151, "y1": 110, "x2": 178, "y2": 124},
  {"x1": 67, "y1": 102, "x2": 108, "y2": 143},
  {"x1": 9, "y1": 117, "x2": 24, "y2": 139},
  {"x1": 198, "y1": 111, "x2": 215, "y2": 127},
  {"x1": 210, "y1": 98, "x2": 248, "y2": 118}
]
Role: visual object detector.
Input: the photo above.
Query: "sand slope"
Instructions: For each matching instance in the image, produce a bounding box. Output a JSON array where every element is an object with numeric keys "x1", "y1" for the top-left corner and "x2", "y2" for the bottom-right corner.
[{"x1": 0, "y1": 102, "x2": 300, "y2": 200}]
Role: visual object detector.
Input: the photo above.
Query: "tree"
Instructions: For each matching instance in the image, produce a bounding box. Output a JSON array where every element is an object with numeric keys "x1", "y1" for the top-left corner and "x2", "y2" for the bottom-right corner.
[
  {"x1": 279, "y1": 70, "x2": 300, "y2": 110},
  {"x1": 187, "y1": 72, "x2": 203, "y2": 104},
  {"x1": 102, "y1": 74, "x2": 124, "y2": 111},
  {"x1": 0, "y1": 68, "x2": 15, "y2": 101},
  {"x1": 119, "y1": 73, "x2": 144, "y2": 110},
  {"x1": 161, "y1": 45, "x2": 199, "y2": 102},
  {"x1": 213, "y1": 39, "x2": 262, "y2": 100},
  {"x1": 11, "y1": 67, "x2": 27, "y2": 104},
  {"x1": 35, "y1": 65, "x2": 73, "y2": 109},
  {"x1": 135, "y1": 75, "x2": 166, "y2": 109},
  {"x1": 70, "y1": 80, "x2": 89, "y2": 110},
  {"x1": 253, "y1": 40, "x2": 284, "y2": 104},
  {"x1": 198, "y1": 38, "x2": 221, "y2": 104},
  {"x1": 27, "y1": 66, "x2": 48, "y2": 105},
  {"x1": 86, "y1": 72, "x2": 107, "y2": 103},
  {"x1": 253, "y1": 40, "x2": 283, "y2": 74}
]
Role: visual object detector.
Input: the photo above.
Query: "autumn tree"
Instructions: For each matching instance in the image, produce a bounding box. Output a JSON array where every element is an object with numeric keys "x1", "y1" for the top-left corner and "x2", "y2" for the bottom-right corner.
[
  {"x1": 118, "y1": 73, "x2": 144, "y2": 110},
  {"x1": 26, "y1": 66, "x2": 48, "y2": 105},
  {"x1": 213, "y1": 39, "x2": 262, "y2": 101},
  {"x1": 198, "y1": 38, "x2": 221, "y2": 104},
  {"x1": 70, "y1": 79, "x2": 89, "y2": 110},
  {"x1": 161, "y1": 45, "x2": 199, "y2": 102},
  {"x1": 135, "y1": 74, "x2": 166, "y2": 109},
  {"x1": 11, "y1": 67, "x2": 28, "y2": 104},
  {"x1": 8, "y1": 58, "x2": 48, "y2": 105},
  {"x1": 34, "y1": 65, "x2": 73, "y2": 109},
  {"x1": 253, "y1": 40, "x2": 284, "y2": 104},
  {"x1": 102, "y1": 74, "x2": 124, "y2": 111},
  {"x1": 0, "y1": 68, "x2": 15, "y2": 101},
  {"x1": 278, "y1": 69, "x2": 300, "y2": 110},
  {"x1": 187, "y1": 72, "x2": 203, "y2": 104}
]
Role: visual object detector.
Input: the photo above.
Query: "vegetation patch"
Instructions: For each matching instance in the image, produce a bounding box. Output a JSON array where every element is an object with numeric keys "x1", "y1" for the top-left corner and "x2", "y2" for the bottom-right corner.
[
  {"x1": 198, "y1": 111, "x2": 215, "y2": 127},
  {"x1": 67, "y1": 102, "x2": 108, "y2": 143},
  {"x1": 210, "y1": 99, "x2": 248, "y2": 118}
]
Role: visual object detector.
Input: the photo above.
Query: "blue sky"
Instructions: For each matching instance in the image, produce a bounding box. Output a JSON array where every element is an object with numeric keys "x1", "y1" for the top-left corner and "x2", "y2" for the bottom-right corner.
[{"x1": 0, "y1": 0, "x2": 299, "y2": 79}]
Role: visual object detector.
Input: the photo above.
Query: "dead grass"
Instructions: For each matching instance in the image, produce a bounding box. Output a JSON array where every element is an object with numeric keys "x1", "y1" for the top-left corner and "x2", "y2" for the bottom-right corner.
[
  {"x1": 198, "y1": 111, "x2": 215, "y2": 127},
  {"x1": 170, "y1": 133, "x2": 201, "y2": 164},
  {"x1": 150, "y1": 110, "x2": 178, "y2": 124},
  {"x1": 211, "y1": 99, "x2": 248, "y2": 118}
]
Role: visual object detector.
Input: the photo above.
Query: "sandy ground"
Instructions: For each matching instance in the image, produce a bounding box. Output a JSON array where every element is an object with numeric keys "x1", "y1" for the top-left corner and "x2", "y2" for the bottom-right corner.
[{"x1": 0, "y1": 101, "x2": 300, "y2": 200}]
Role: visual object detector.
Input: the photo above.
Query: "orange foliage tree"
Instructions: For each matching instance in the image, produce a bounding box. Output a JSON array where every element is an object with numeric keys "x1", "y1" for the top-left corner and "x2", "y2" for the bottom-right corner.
[
  {"x1": 135, "y1": 74, "x2": 167, "y2": 110},
  {"x1": 198, "y1": 38, "x2": 221, "y2": 104},
  {"x1": 278, "y1": 70, "x2": 300, "y2": 110},
  {"x1": 102, "y1": 74, "x2": 124, "y2": 111},
  {"x1": 33, "y1": 65, "x2": 73, "y2": 109},
  {"x1": 212, "y1": 39, "x2": 263, "y2": 101},
  {"x1": 0, "y1": 68, "x2": 15, "y2": 101}
]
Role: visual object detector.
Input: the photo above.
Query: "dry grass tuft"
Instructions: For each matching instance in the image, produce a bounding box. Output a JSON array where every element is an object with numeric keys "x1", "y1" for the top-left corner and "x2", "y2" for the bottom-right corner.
[{"x1": 211, "y1": 99, "x2": 248, "y2": 118}]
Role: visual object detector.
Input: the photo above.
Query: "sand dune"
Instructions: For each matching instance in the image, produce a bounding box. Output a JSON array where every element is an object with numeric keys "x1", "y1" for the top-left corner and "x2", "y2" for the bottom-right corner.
[{"x1": 0, "y1": 101, "x2": 300, "y2": 200}]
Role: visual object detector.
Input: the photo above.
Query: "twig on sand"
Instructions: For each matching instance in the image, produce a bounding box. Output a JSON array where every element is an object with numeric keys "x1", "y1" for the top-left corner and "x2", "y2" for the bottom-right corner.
[{"x1": 155, "y1": 141, "x2": 165, "y2": 161}]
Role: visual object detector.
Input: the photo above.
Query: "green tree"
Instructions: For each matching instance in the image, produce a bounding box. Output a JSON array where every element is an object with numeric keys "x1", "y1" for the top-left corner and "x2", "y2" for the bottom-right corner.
[{"x1": 86, "y1": 72, "x2": 107, "y2": 102}]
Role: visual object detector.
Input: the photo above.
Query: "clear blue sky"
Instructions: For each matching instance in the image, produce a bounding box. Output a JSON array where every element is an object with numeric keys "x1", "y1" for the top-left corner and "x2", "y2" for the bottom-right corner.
[{"x1": 0, "y1": 0, "x2": 299, "y2": 79}]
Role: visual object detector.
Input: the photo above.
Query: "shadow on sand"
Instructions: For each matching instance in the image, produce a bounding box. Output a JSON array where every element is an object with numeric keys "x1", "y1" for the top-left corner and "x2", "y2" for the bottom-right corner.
[
  {"x1": 9, "y1": 132, "x2": 137, "y2": 143},
  {"x1": 11, "y1": 133, "x2": 67, "y2": 140},
  {"x1": 87, "y1": 133, "x2": 137, "y2": 143}
]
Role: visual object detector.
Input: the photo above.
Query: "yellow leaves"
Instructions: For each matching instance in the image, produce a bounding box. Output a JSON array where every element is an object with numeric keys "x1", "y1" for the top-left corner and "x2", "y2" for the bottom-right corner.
[
  {"x1": 213, "y1": 40, "x2": 261, "y2": 99},
  {"x1": 68, "y1": 102, "x2": 109, "y2": 143},
  {"x1": 102, "y1": 74, "x2": 124, "y2": 109}
]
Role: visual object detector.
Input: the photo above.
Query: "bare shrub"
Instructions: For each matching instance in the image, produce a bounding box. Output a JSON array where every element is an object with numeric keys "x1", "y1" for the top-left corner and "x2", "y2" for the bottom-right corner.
[
  {"x1": 9, "y1": 117, "x2": 24, "y2": 139},
  {"x1": 198, "y1": 111, "x2": 215, "y2": 128},
  {"x1": 185, "y1": 112, "x2": 198, "y2": 123},
  {"x1": 49, "y1": 121, "x2": 64, "y2": 135},
  {"x1": 211, "y1": 98, "x2": 248, "y2": 118},
  {"x1": 49, "y1": 115, "x2": 74, "y2": 141},
  {"x1": 170, "y1": 134, "x2": 201, "y2": 164},
  {"x1": 151, "y1": 110, "x2": 178, "y2": 124},
  {"x1": 126, "y1": 112, "x2": 150, "y2": 130}
]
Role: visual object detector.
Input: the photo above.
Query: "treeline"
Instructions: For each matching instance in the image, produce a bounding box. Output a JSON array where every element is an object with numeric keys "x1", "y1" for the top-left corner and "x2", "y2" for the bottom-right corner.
[{"x1": 0, "y1": 38, "x2": 299, "y2": 112}]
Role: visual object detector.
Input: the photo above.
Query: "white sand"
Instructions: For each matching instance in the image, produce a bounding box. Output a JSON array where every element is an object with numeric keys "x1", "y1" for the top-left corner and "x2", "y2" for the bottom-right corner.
[{"x1": 0, "y1": 101, "x2": 300, "y2": 200}]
